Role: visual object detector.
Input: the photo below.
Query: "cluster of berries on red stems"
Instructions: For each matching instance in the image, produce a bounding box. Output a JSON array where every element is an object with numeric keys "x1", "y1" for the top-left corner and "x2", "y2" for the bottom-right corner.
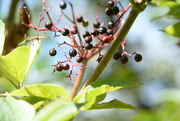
[{"x1": 18, "y1": 0, "x2": 142, "y2": 82}]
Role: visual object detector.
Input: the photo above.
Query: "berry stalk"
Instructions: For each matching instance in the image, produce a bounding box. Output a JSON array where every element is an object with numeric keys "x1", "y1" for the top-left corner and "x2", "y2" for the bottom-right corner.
[
  {"x1": 79, "y1": 1, "x2": 147, "y2": 93},
  {"x1": 70, "y1": 60, "x2": 87, "y2": 100}
]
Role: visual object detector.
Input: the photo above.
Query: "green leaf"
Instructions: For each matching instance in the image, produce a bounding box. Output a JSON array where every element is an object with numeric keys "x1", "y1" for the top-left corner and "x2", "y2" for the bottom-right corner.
[
  {"x1": 74, "y1": 78, "x2": 142, "y2": 110},
  {"x1": 10, "y1": 84, "x2": 70, "y2": 102},
  {"x1": 150, "y1": 0, "x2": 175, "y2": 7},
  {"x1": 0, "y1": 96, "x2": 35, "y2": 121},
  {"x1": 0, "y1": 20, "x2": 5, "y2": 55},
  {"x1": 0, "y1": 46, "x2": 30, "y2": 85},
  {"x1": 0, "y1": 39, "x2": 41, "y2": 88},
  {"x1": 162, "y1": 22, "x2": 180, "y2": 38},
  {"x1": 167, "y1": 2, "x2": 180, "y2": 19},
  {"x1": 19, "y1": 39, "x2": 41, "y2": 73},
  {"x1": 90, "y1": 99, "x2": 138, "y2": 110},
  {"x1": 33, "y1": 99, "x2": 83, "y2": 121}
]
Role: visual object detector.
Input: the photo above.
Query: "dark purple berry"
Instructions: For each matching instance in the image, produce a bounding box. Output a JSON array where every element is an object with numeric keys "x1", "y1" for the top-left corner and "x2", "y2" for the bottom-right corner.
[
  {"x1": 97, "y1": 55, "x2": 103, "y2": 63},
  {"x1": 107, "y1": 29, "x2": 113, "y2": 35},
  {"x1": 91, "y1": 29, "x2": 99, "y2": 36},
  {"x1": 76, "y1": 56, "x2": 84, "y2": 63},
  {"x1": 113, "y1": 52, "x2": 121, "y2": 60},
  {"x1": 45, "y1": 21, "x2": 53, "y2": 30},
  {"x1": 60, "y1": 2, "x2": 67, "y2": 9},
  {"x1": 69, "y1": 49, "x2": 77, "y2": 57},
  {"x1": 84, "y1": 43, "x2": 93, "y2": 50},
  {"x1": 70, "y1": 26, "x2": 78, "y2": 34},
  {"x1": 121, "y1": 56, "x2": 128, "y2": 64},
  {"x1": 112, "y1": 6, "x2": 119, "y2": 15},
  {"x1": 82, "y1": 31, "x2": 91, "y2": 38},
  {"x1": 105, "y1": 8, "x2": 113, "y2": 16},
  {"x1": 76, "y1": 15, "x2": 83, "y2": 23},
  {"x1": 134, "y1": 54, "x2": 142, "y2": 62},
  {"x1": 108, "y1": 1, "x2": 114, "y2": 8},
  {"x1": 49, "y1": 48, "x2": 57, "y2": 56},
  {"x1": 93, "y1": 21, "x2": 100, "y2": 28},
  {"x1": 84, "y1": 36, "x2": 92, "y2": 43},
  {"x1": 61, "y1": 29, "x2": 69, "y2": 36},
  {"x1": 108, "y1": 21, "x2": 114, "y2": 28},
  {"x1": 98, "y1": 27, "x2": 107, "y2": 34},
  {"x1": 63, "y1": 63, "x2": 70, "y2": 70},
  {"x1": 56, "y1": 64, "x2": 63, "y2": 71}
]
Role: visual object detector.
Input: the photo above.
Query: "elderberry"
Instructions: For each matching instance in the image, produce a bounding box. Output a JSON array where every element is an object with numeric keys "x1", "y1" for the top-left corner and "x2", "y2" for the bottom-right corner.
[
  {"x1": 82, "y1": 31, "x2": 91, "y2": 38},
  {"x1": 70, "y1": 26, "x2": 77, "y2": 34},
  {"x1": 63, "y1": 63, "x2": 70, "y2": 70},
  {"x1": 108, "y1": 1, "x2": 114, "y2": 8},
  {"x1": 98, "y1": 27, "x2": 107, "y2": 34},
  {"x1": 84, "y1": 43, "x2": 93, "y2": 50},
  {"x1": 107, "y1": 29, "x2": 113, "y2": 35},
  {"x1": 69, "y1": 49, "x2": 77, "y2": 57},
  {"x1": 108, "y1": 21, "x2": 114, "y2": 28},
  {"x1": 112, "y1": 6, "x2": 119, "y2": 15},
  {"x1": 121, "y1": 56, "x2": 128, "y2": 64},
  {"x1": 134, "y1": 54, "x2": 142, "y2": 62},
  {"x1": 56, "y1": 64, "x2": 64, "y2": 71},
  {"x1": 105, "y1": 8, "x2": 113, "y2": 16},
  {"x1": 61, "y1": 29, "x2": 70, "y2": 36},
  {"x1": 76, "y1": 56, "x2": 84, "y2": 63},
  {"x1": 84, "y1": 36, "x2": 92, "y2": 43},
  {"x1": 76, "y1": 15, "x2": 83, "y2": 23},
  {"x1": 60, "y1": 2, "x2": 67, "y2": 9},
  {"x1": 45, "y1": 21, "x2": 53, "y2": 30},
  {"x1": 93, "y1": 21, "x2": 100, "y2": 28},
  {"x1": 49, "y1": 48, "x2": 57, "y2": 56},
  {"x1": 113, "y1": 52, "x2": 121, "y2": 60},
  {"x1": 91, "y1": 29, "x2": 99, "y2": 36}
]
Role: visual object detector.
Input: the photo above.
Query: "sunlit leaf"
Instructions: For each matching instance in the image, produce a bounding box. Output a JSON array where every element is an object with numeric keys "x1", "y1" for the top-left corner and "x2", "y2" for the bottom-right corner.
[
  {"x1": 10, "y1": 84, "x2": 70, "y2": 102},
  {"x1": 19, "y1": 39, "x2": 41, "y2": 73},
  {"x1": 0, "y1": 39, "x2": 41, "y2": 87},
  {"x1": 150, "y1": 0, "x2": 176, "y2": 7},
  {"x1": 90, "y1": 99, "x2": 138, "y2": 110},
  {"x1": 0, "y1": 96, "x2": 35, "y2": 121},
  {"x1": 33, "y1": 99, "x2": 84, "y2": 121},
  {"x1": 162, "y1": 22, "x2": 180, "y2": 38},
  {"x1": 74, "y1": 78, "x2": 142, "y2": 110},
  {"x1": 0, "y1": 20, "x2": 5, "y2": 55},
  {"x1": 0, "y1": 46, "x2": 30, "y2": 85},
  {"x1": 167, "y1": 2, "x2": 180, "y2": 19}
]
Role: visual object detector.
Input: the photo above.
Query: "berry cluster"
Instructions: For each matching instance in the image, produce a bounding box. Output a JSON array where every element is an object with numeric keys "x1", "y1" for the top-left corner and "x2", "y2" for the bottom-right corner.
[
  {"x1": 18, "y1": 0, "x2": 142, "y2": 82},
  {"x1": 113, "y1": 51, "x2": 142, "y2": 64}
]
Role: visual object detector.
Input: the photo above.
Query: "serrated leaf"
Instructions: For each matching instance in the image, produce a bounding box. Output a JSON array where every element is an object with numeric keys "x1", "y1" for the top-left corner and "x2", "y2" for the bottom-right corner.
[
  {"x1": 90, "y1": 99, "x2": 138, "y2": 110},
  {"x1": 33, "y1": 99, "x2": 83, "y2": 121},
  {"x1": 163, "y1": 22, "x2": 180, "y2": 38},
  {"x1": 74, "y1": 78, "x2": 142, "y2": 111},
  {"x1": 0, "y1": 20, "x2": 5, "y2": 55},
  {"x1": 10, "y1": 84, "x2": 70, "y2": 102},
  {"x1": 0, "y1": 46, "x2": 30, "y2": 85},
  {"x1": 0, "y1": 96, "x2": 35, "y2": 121}
]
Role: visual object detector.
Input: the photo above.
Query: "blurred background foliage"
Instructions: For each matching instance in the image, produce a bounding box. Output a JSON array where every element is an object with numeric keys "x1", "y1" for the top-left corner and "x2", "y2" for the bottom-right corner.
[{"x1": 0, "y1": 0, "x2": 180, "y2": 121}]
